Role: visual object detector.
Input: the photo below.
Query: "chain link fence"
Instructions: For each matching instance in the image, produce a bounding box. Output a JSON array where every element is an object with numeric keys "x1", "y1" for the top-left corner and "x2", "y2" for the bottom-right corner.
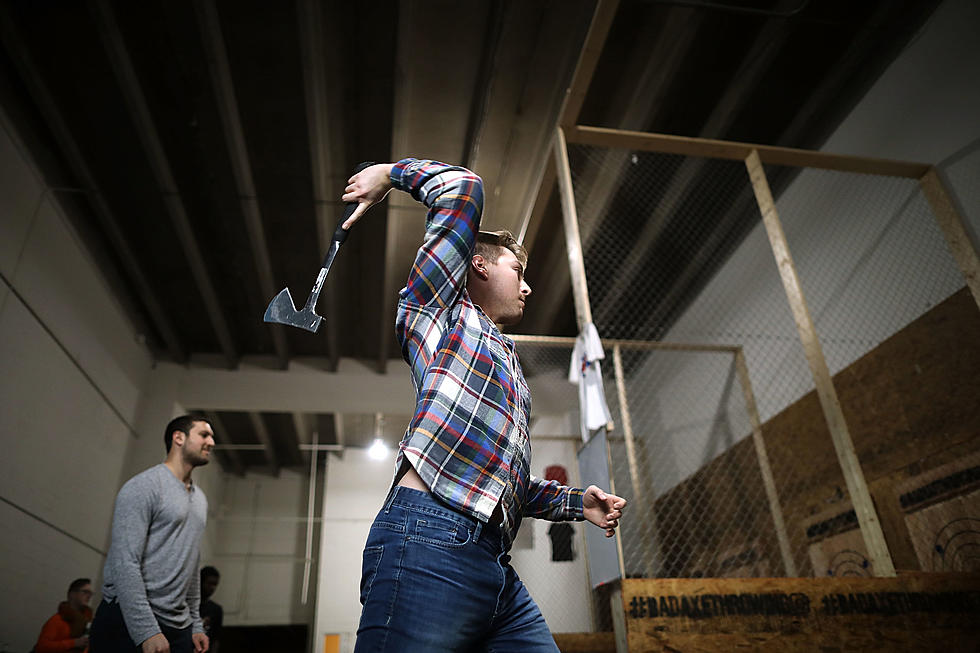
[{"x1": 514, "y1": 137, "x2": 980, "y2": 632}]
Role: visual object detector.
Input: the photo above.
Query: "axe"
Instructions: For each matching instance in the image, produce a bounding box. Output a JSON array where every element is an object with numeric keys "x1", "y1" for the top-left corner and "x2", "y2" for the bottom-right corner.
[{"x1": 263, "y1": 161, "x2": 375, "y2": 333}]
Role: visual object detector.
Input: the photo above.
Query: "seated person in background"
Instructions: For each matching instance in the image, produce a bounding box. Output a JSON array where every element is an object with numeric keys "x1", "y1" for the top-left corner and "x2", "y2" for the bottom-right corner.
[
  {"x1": 35, "y1": 577, "x2": 93, "y2": 653},
  {"x1": 199, "y1": 566, "x2": 223, "y2": 653}
]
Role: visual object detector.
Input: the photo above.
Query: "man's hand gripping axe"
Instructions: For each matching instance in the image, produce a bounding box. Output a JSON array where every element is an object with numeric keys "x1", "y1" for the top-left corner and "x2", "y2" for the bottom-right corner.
[{"x1": 263, "y1": 161, "x2": 374, "y2": 333}]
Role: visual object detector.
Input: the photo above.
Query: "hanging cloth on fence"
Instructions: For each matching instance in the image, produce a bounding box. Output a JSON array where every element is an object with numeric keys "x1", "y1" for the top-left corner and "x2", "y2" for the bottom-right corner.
[{"x1": 568, "y1": 322, "x2": 613, "y2": 442}]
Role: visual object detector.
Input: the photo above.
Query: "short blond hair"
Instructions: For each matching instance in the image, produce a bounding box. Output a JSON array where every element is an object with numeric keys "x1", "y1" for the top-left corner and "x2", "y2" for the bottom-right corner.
[{"x1": 475, "y1": 230, "x2": 527, "y2": 269}]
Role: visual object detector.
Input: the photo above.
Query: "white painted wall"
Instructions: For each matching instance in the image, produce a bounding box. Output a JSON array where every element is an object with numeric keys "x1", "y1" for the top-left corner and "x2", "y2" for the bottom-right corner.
[
  {"x1": 511, "y1": 437, "x2": 593, "y2": 634},
  {"x1": 204, "y1": 469, "x2": 319, "y2": 626},
  {"x1": 313, "y1": 449, "x2": 392, "y2": 653}
]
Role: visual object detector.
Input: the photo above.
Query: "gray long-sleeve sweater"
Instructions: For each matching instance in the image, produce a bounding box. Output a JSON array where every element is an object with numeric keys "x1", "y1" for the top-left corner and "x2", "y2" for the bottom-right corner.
[{"x1": 102, "y1": 463, "x2": 208, "y2": 645}]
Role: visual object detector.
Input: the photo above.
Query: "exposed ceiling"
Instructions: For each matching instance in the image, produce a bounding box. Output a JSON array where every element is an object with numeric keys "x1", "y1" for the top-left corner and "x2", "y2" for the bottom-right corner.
[{"x1": 0, "y1": 0, "x2": 940, "y2": 474}]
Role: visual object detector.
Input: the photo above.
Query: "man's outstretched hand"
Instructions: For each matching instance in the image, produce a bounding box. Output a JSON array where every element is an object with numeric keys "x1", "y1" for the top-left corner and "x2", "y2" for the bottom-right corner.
[
  {"x1": 341, "y1": 163, "x2": 394, "y2": 229},
  {"x1": 582, "y1": 485, "x2": 626, "y2": 538}
]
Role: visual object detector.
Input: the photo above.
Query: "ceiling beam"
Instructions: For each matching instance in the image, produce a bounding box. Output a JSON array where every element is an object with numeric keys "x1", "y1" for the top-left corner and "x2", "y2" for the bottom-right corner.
[
  {"x1": 0, "y1": 5, "x2": 187, "y2": 363},
  {"x1": 565, "y1": 126, "x2": 930, "y2": 178},
  {"x1": 90, "y1": 0, "x2": 238, "y2": 368},
  {"x1": 167, "y1": 358, "x2": 414, "y2": 414},
  {"x1": 196, "y1": 0, "x2": 290, "y2": 369},
  {"x1": 204, "y1": 411, "x2": 245, "y2": 476},
  {"x1": 298, "y1": 0, "x2": 349, "y2": 372},
  {"x1": 521, "y1": 0, "x2": 621, "y2": 245},
  {"x1": 461, "y1": 0, "x2": 505, "y2": 169},
  {"x1": 248, "y1": 411, "x2": 280, "y2": 476},
  {"x1": 558, "y1": 0, "x2": 620, "y2": 129}
]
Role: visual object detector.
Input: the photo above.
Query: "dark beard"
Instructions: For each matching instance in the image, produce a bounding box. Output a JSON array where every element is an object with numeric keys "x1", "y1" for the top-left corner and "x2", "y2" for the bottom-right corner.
[{"x1": 183, "y1": 449, "x2": 211, "y2": 467}]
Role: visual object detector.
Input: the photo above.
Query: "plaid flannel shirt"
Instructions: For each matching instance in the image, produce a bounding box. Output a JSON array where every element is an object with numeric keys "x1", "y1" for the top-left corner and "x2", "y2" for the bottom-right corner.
[{"x1": 391, "y1": 158, "x2": 584, "y2": 546}]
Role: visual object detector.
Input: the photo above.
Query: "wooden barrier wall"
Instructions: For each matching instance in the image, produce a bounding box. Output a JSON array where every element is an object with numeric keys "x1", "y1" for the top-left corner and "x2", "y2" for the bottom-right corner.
[
  {"x1": 647, "y1": 287, "x2": 980, "y2": 577},
  {"x1": 620, "y1": 575, "x2": 980, "y2": 652}
]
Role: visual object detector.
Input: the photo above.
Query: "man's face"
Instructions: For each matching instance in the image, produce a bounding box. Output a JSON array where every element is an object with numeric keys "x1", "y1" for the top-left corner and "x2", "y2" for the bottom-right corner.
[
  {"x1": 69, "y1": 584, "x2": 92, "y2": 611},
  {"x1": 481, "y1": 248, "x2": 532, "y2": 326},
  {"x1": 180, "y1": 421, "x2": 215, "y2": 467},
  {"x1": 202, "y1": 574, "x2": 219, "y2": 600}
]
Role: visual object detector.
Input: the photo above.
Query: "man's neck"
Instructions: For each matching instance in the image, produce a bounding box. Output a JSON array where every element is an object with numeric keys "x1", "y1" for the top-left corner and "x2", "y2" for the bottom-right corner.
[{"x1": 164, "y1": 458, "x2": 193, "y2": 487}]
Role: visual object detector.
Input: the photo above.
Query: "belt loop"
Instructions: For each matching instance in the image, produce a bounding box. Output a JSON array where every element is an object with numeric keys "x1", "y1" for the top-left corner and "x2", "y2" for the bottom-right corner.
[
  {"x1": 382, "y1": 485, "x2": 399, "y2": 514},
  {"x1": 472, "y1": 519, "x2": 484, "y2": 544}
]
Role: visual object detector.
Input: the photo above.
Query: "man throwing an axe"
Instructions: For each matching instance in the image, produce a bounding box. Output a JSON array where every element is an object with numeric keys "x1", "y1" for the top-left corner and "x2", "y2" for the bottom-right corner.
[{"x1": 342, "y1": 159, "x2": 627, "y2": 652}]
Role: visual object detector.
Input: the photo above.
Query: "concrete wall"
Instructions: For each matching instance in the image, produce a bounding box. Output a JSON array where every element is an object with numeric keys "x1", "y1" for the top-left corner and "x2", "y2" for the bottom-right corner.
[{"x1": 0, "y1": 107, "x2": 151, "y2": 651}]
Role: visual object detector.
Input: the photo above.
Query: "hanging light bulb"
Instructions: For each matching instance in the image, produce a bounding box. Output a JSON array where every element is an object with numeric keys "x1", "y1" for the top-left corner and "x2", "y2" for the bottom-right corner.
[
  {"x1": 368, "y1": 412, "x2": 388, "y2": 460},
  {"x1": 368, "y1": 438, "x2": 389, "y2": 460}
]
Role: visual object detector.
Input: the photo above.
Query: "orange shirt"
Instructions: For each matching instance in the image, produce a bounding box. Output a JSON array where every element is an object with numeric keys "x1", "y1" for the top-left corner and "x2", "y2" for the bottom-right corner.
[{"x1": 35, "y1": 612, "x2": 88, "y2": 653}]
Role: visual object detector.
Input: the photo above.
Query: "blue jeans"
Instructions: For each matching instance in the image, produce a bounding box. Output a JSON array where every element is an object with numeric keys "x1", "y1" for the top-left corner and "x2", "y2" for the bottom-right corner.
[{"x1": 354, "y1": 486, "x2": 559, "y2": 653}]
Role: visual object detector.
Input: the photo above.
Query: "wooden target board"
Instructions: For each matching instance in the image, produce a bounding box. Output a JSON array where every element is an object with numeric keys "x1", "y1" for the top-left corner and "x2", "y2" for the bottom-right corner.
[{"x1": 620, "y1": 576, "x2": 980, "y2": 652}]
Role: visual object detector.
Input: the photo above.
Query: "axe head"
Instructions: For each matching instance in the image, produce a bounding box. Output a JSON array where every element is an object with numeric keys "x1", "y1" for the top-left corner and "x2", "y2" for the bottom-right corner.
[{"x1": 263, "y1": 288, "x2": 323, "y2": 333}]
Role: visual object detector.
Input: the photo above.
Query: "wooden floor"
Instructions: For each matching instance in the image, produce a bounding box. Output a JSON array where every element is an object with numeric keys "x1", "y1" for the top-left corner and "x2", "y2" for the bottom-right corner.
[{"x1": 554, "y1": 632, "x2": 616, "y2": 653}]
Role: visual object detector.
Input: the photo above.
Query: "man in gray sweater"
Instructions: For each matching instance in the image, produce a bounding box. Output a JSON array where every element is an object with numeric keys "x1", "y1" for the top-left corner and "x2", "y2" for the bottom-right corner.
[{"x1": 90, "y1": 414, "x2": 214, "y2": 653}]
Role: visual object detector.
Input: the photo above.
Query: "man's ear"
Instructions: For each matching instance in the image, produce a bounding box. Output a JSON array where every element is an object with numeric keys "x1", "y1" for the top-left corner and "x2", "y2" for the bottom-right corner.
[
  {"x1": 470, "y1": 255, "x2": 489, "y2": 280},
  {"x1": 172, "y1": 430, "x2": 187, "y2": 447}
]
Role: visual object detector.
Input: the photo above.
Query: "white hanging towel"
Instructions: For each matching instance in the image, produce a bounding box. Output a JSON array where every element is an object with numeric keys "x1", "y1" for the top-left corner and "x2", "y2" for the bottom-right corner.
[{"x1": 568, "y1": 322, "x2": 613, "y2": 442}]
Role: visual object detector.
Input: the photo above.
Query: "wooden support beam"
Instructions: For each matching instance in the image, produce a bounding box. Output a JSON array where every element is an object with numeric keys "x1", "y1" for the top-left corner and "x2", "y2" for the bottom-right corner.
[
  {"x1": 745, "y1": 149, "x2": 895, "y2": 577},
  {"x1": 0, "y1": 7, "x2": 186, "y2": 363},
  {"x1": 919, "y1": 167, "x2": 980, "y2": 310},
  {"x1": 567, "y1": 125, "x2": 931, "y2": 179},
  {"x1": 248, "y1": 411, "x2": 280, "y2": 477},
  {"x1": 553, "y1": 127, "x2": 594, "y2": 329},
  {"x1": 559, "y1": 0, "x2": 621, "y2": 128},
  {"x1": 197, "y1": 0, "x2": 289, "y2": 369},
  {"x1": 91, "y1": 0, "x2": 238, "y2": 368},
  {"x1": 733, "y1": 348, "x2": 796, "y2": 576},
  {"x1": 511, "y1": 333, "x2": 739, "y2": 354},
  {"x1": 612, "y1": 345, "x2": 658, "y2": 578}
]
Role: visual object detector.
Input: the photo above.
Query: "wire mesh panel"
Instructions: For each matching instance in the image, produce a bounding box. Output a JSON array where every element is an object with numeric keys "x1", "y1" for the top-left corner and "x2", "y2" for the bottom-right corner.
[
  {"x1": 519, "y1": 134, "x2": 979, "y2": 639},
  {"x1": 605, "y1": 344, "x2": 794, "y2": 579},
  {"x1": 939, "y1": 141, "x2": 980, "y2": 242},
  {"x1": 568, "y1": 144, "x2": 816, "y2": 423},
  {"x1": 766, "y1": 165, "x2": 964, "y2": 375},
  {"x1": 508, "y1": 340, "x2": 602, "y2": 632},
  {"x1": 565, "y1": 143, "x2": 851, "y2": 580}
]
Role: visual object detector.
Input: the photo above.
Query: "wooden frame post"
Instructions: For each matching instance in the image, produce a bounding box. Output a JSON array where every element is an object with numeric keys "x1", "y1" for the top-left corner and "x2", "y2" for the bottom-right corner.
[
  {"x1": 919, "y1": 166, "x2": 980, "y2": 310},
  {"x1": 554, "y1": 125, "x2": 594, "y2": 329},
  {"x1": 745, "y1": 149, "x2": 895, "y2": 577},
  {"x1": 612, "y1": 345, "x2": 660, "y2": 577},
  {"x1": 734, "y1": 348, "x2": 797, "y2": 576}
]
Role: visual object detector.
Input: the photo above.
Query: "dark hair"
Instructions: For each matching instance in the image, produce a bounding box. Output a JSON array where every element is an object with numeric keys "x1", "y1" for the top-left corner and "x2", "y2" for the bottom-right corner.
[
  {"x1": 201, "y1": 566, "x2": 220, "y2": 583},
  {"x1": 164, "y1": 414, "x2": 211, "y2": 453},
  {"x1": 68, "y1": 578, "x2": 91, "y2": 594}
]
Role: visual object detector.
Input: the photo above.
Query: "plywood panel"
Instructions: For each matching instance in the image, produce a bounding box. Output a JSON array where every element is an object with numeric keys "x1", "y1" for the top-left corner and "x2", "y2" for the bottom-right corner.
[
  {"x1": 553, "y1": 632, "x2": 616, "y2": 653},
  {"x1": 621, "y1": 576, "x2": 980, "y2": 652}
]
